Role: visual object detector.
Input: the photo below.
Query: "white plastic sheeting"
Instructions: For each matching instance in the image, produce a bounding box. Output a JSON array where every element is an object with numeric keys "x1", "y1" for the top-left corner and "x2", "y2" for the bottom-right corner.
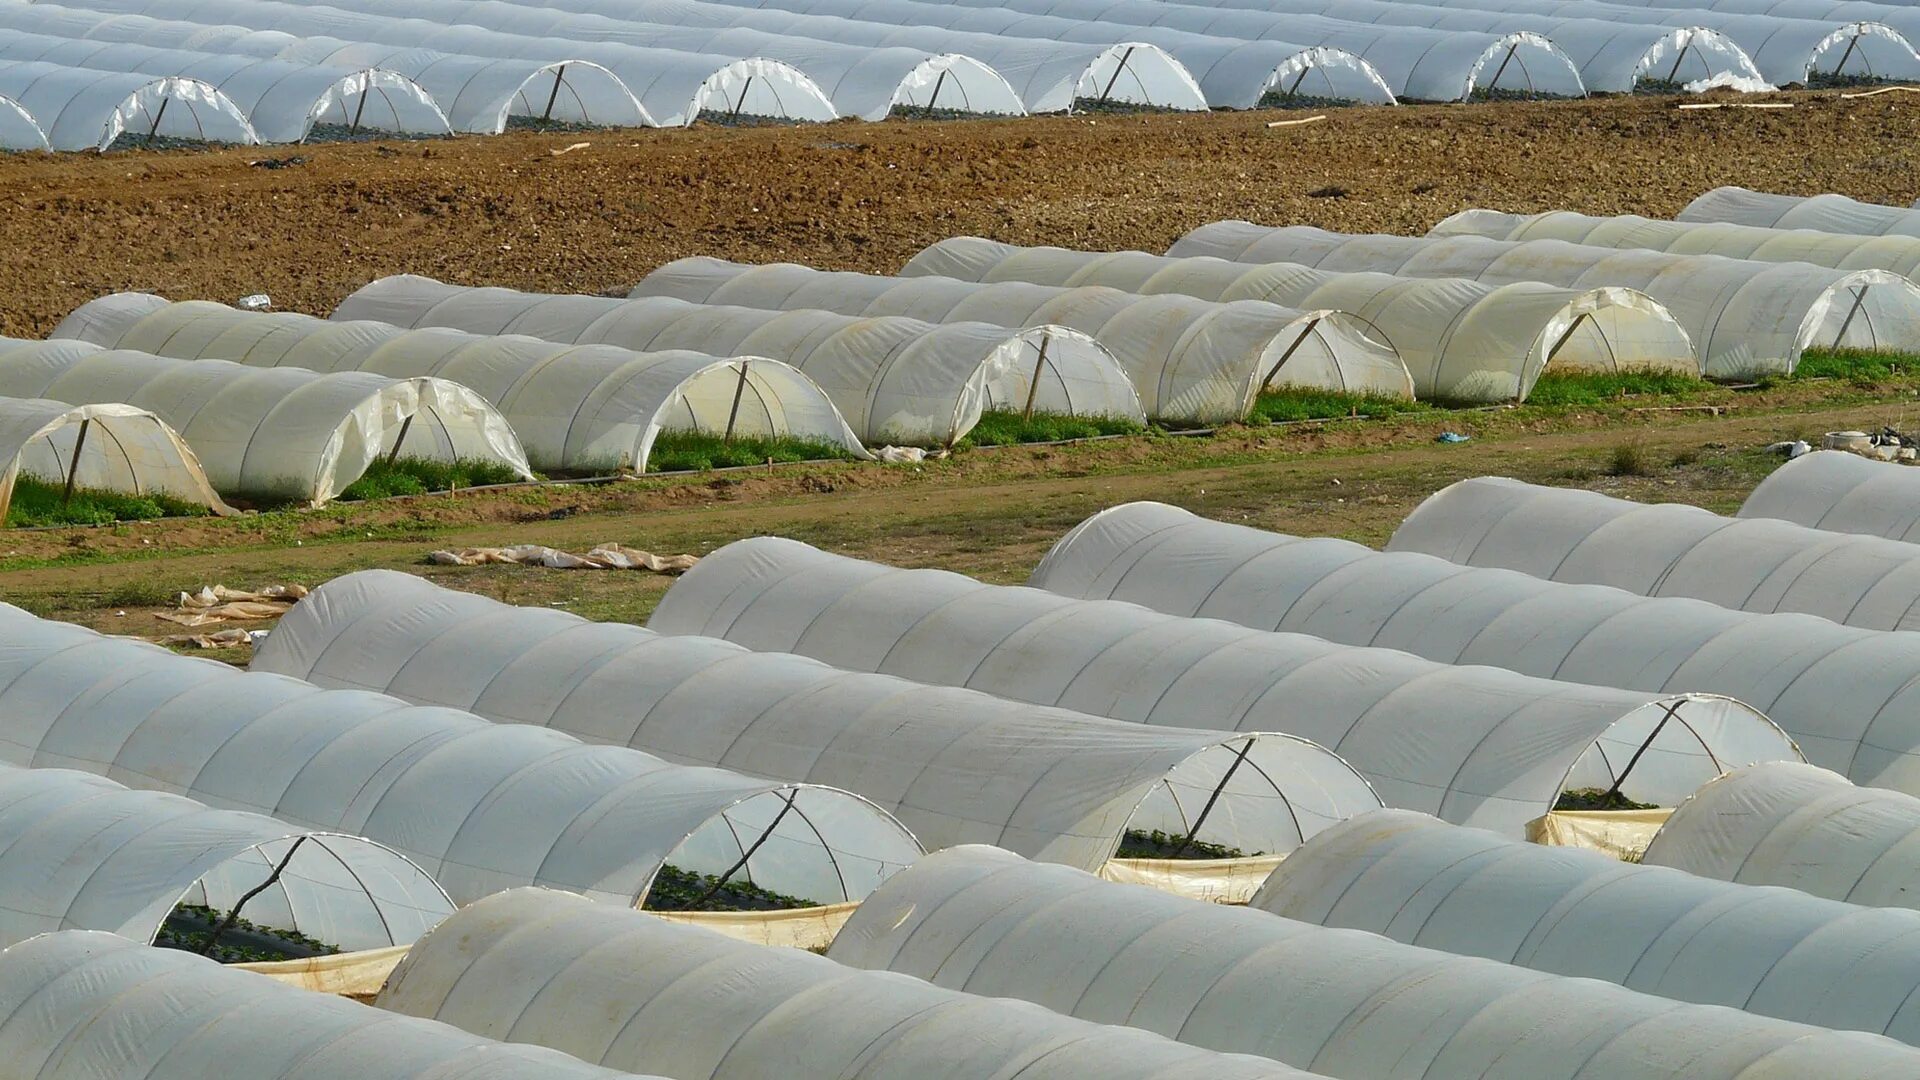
[
  {"x1": 718, "y1": 0, "x2": 1586, "y2": 101},
  {"x1": 248, "y1": 0, "x2": 1027, "y2": 120},
  {"x1": 1360, "y1": 0, "x2": 1912, "y2": 86},
  {"x1": 0, "y1": 397, "x2": 232, "y2": 521},
  {"x1": 255, "y1": 569, "x2": 1382, "y2": 870},
  {"x1": 1438, "y1": 207, "x2": 1920, "y2": 281},
  {"x1": 378, "y1": 888, "x2": 1326, "y2": 1080},
  {"x1": 1255, "y1": 807, "x2": 1920, "y2": 1043},
  {"x1": 0, "y1": 337, "x2": 530, "y2": 505},
  {"x1": 905, "y1": 237, "x2": 1700, "y2": 403},
  {"x1": 1641, "y1": 762, "x2": 1920, "y2": 908},
  {"x1": 633, "y1": 257, "x2": 1412, "y2": 423},
  {"x1": 1681, "y1": 186, "x2": 1920, "y2": 237},
  {"x1": 1570, "y1": 0, "x2": 1920, "y2": 84},
  {"x1": 0, "y1": 2, "x2": 655, "y2": 133},
  {"x1": 0, "y1": 932, "x2": 662, "y2": 1080},
  {"x1": 333, "y1": 275, "x2": 1143, "y2": 446},
  {"x1": 0, "y1": 59, "x2": 256, "y2": 150},
  {"x1": 1739, "y1": 448, "x2": 1920, "y2": 541},
  {"x1": 1030, "y1": 500, "x2": 1920, "y2": 795},
  {"x1": 1171, "y1": 220, "x2": 1920, "y2": 378},
  {"x1": 476, "y1": 0, "x2": 1211, "y2": 112},
  {"x1": 0, "y1": 33, "x2": 450, "y2": 142},
  {"x1": 0, "y1": 91, "x2": 44, "y2": 149},
  {"x1": 75, "y1": 0, "x2": 840, "y2": 125},
  {"x1": 0, "y1": 762, "x2": 450, "y2": 952},
  {"x1": 55, "y1": 295, "x2": 868, "y2": 474},
  {"x1": 0, "y1": 604, "x2": 922, "y2": 909},
  {"x1": 1389, "y1": 475, "x2": 1920, "y2": 631},
  {"x1": 648, "y1": 538, "x2": 1799, "y2": 837},
  {"x1": 593, "y1": 0, "x2": 1396, "y2": 107},
  {"x1": 826, "y1": 845, "x2": 1920, "y2": 1079}
]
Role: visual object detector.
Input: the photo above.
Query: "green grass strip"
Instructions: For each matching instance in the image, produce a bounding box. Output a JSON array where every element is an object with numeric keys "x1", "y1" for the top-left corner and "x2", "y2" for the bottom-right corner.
[
  {"x1": 646, "y1": 432, "x2": 861, "y2": 472},
  {"x1": 337, "y1": 457, "x2": 530, "y2": 501},
  {"x1": 956, "y1": 410, "x2": 1147, "y2": 448},
  {"x1": 1521, "y1": 369, "x2": 1711, "y2": 408},
  {"x1": 5, "y1": 476, "x2": 211, "y2": 528},
  {"x1": 1793, "y1": 347, "x2": 1920, "y2": 384},
  {"x1": 1249, "y1": 389, "x2": 1432, "y2": 425}
]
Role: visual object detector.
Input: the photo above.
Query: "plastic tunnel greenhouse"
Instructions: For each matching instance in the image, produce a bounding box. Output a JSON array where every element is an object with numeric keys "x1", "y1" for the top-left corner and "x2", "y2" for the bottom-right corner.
[
  {"x1": 1255, "y1": 808, "x2": 1920, "y2": 1045},
  {"x1": 0, "y1": 2, "x2": 659, "y2": 133},
  {"x1": 605, "y1": 0, "x2": 1398, "y2": 108},
  {"x1": 77, "y1": 0, "x2": 840, "y2": 126},
  {"x1": 0, "y1": 604, "x2": 922, "y2": 913},
  {"x1": 278, "y1": 0, "x2": 1029, "y2": 120},
  {"x1": 823, "y1": 846, "x2": 1920, "y2": 1079},
  {"x1": 1171, "y1": 220, "x2": 1920, "y2": 378},
  {"x1": 0, "y1": 34, "x2": 451, "y2": 142},
  {"x1": 735, "y1": 0, "x2": 1587, "y2": 101},
  {"x1": 0, "y1": 762, "x2": 450, "y2": 954},
  {"x1": 1740, "y1": 449, "x2": 1920, "y2": 539},
  {"x1": 377, "y1": 888, "x2": 1323, "y2": 1080},
  {"x1": 0, "y1": 932, "x2": 661, "y2": 1080},
  {"x1": 1388, "y1": 475, "x2": 1920, "y2": 631},
  {"x1": 462, "y1": 0, "x2": 1213, "y2": 113},
  {"x1": 0, "y1": 337, "x2": 531, "y2": 505},
  {"x1": 648, "y1": 538, "x2": 1799, "y2": 837},
  {"x1": 1640, "y1": 761, "x2": 1920, "y2": 909},
  {"x1": 1681, "y1": 186, "x2": 1920, "y2": 237},
  {"x1": 1091, "y1": 0, "x2": 1772, "y2": 93},
  {"x1": 54, "y1": 295, "x2": 870, "y2": 475},
  {"x1": 1029, "y1": 500, "x2": 1920, "y2": 795},
  {"x1": 904, "y1": 237, "x2": 1700, "y2": 403},
  {"x1": 0, "y1": 59, "x2": 256, "y2": 150},
  {"x1": 254, "y1": 570, "x2": 1382, "y2": 884},
  {"x1": 632, "y1": 258, "x2": 1412, "y2": 424},
  {"x1": 1571, "y1": 0, "x2": 1920, "y2": 85},
  {"x1": 1437, "y1": 207, "x2": 1920, "y2": 281},
  {"x1": 333, "y1": 275, "x2": 1144, "y2": 447},
  {"x1": 0, "y1": 397, "x2": 232, "y2": 522}
]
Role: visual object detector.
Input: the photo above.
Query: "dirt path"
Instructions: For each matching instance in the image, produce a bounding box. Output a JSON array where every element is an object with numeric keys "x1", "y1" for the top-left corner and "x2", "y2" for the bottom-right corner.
[{"x1": 3, "y1": 88, "x2": 1916, "y2": 335}]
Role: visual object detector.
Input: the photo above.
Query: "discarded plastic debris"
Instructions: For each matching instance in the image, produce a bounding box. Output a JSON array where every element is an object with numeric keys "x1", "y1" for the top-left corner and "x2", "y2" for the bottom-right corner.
[
  {"x1": 236, "y1": 294, "x2": 271, "y2": 311},
  {"x1": 1435, "y1": 431, "x2": 1471, "y2": 443}
]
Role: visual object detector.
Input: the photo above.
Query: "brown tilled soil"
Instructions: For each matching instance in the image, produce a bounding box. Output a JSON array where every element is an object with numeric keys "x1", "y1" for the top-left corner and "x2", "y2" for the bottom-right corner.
[{"x1": 3, "y1": 88, "x2": 1918, "y2": 336}]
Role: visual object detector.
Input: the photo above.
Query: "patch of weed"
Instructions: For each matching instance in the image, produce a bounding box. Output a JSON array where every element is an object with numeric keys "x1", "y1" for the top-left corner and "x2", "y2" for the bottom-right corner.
[
  {"x1": 5, "y1": 477, "x2": 209, "y2": 528},
  {"x1": 647, "y1": 432, "x2": 859, "y2": 472},
  {"x1": 955, "y1": 411, "x2": 1146, "y2": 448}
]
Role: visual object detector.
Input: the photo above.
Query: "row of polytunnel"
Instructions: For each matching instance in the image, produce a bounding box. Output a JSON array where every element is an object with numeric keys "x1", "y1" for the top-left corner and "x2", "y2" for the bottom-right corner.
[
  {"x1": 3, "y1": 0, "x2": 1920, "y2": 149},
  {"x1": 30, "y1": 442, "x2": 1920, "y2": 1073}
]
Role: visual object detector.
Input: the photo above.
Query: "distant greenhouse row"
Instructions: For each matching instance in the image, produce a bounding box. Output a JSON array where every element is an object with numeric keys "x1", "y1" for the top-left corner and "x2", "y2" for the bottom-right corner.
[{"x1": 3, "y1": 0, "x2": 1920, "y2": 148}]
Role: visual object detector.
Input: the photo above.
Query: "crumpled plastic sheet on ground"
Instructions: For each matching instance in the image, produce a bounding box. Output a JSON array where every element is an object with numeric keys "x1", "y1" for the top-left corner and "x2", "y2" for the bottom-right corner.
[
  {"x1": 428, "y1": 543, "x2": 698, "y2": 572},
  {"x1": 156, "y1": 583, "x2": 309, "y2": 626}
]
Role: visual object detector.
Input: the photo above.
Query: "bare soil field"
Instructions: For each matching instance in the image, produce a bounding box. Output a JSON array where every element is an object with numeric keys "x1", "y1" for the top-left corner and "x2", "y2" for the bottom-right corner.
[{"x1": 6, "y1": 88, "x2": 1920, "y2": 644}]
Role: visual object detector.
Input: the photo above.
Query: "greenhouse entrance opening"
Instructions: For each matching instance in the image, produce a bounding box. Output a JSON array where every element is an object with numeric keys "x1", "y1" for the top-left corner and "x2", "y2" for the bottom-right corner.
[{"x1": 1557, "y1": 694, "x2": 1792, "y2": 817}]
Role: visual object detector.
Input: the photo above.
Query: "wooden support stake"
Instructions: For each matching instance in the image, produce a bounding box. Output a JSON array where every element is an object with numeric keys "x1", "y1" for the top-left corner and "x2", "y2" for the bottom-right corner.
[{"x1": 60, "y1": 419, "x2": 90, "y2": 508}]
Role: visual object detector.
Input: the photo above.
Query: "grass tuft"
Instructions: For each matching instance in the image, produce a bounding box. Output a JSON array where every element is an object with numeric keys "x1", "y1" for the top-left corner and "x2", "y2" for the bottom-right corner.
[
  {"x1": 338, "y1": 457, "x2": 529, "y2": 501},
  {"x1": 1608, "y1": 441, "x2": 1657, "y2": 477},
  {"x1": 5, "y1": 476, "x2": 209, "y2": 528},
  {"x1": 646, "y1": 432, "x2": 859, "y2": 473},
  {"x1": 1522, "y1": 369, "x2": 1709, "y2": 408},
  {"x1": 955, "y1": 411, "x2": 1146, "y2": 448},
  {"x1": 1248, "y1": 389, "x2": 1430, "y2": 425}
]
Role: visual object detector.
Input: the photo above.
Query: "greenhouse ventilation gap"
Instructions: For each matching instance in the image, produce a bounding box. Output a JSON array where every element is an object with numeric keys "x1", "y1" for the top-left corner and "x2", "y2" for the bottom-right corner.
[
  {"x1": 631, "y1": 257, "x2": 1413, "y2": 424},
  {"x1": 331, "y1": 275, "x2": 1144, "y2": 447},
  {"x1": 1639, "y1": 761, "x2": 1920, "y2": 910},
  {"x1": 902, "y1": 237, "x2": 1700, "y2": 404},
  {"x1": 1387, "y1": 475, "x2": 1920, "y2": 631},
  {"x1": 0, "y1": 932, "x2": 662, "y2": 1080},
  {"x1": 0, "y1": 337, "x2": 531, "y2": 506},
  {"x1": 1170, "y1": 220, "x2": 1920, "y2": 378},
  {"x1": 376, "y1": 888, "x2": 1325, "y2": 1080},
  {"x1": 1254, "y1": 808, "x2": 1920, "y2": 1045},
  {"x1": 1739, "y1": 448, "x2": 1920, "y2": 541},
  {"x1": 0, "y1": 397, "x2": 232, "y2": 522},
  {"x1": 254, "y1": 570, "x2": 1382, "y2": 886},
  {"x1": 53, "y1": 295, "x2": 871, "y2": 476},
  {"x1": 823, "y1": 846, "x2": 1920, "y2": 1078},
  {"x1": 1029, "y1": 500, "x2": 1920, "y2": 795},
  {"x1": 648, "y1": 538, "x2": 1800, "y2": 837},
  {"x1": 1436, "y1": 207, "x2": 1920, "y2": 282},
  {"x1": 1681, "y1": 186, "x2": 1920, "y2": 237},
  {"x1": 0, "y1": 604, "x2": 922, "y2": 915}
]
